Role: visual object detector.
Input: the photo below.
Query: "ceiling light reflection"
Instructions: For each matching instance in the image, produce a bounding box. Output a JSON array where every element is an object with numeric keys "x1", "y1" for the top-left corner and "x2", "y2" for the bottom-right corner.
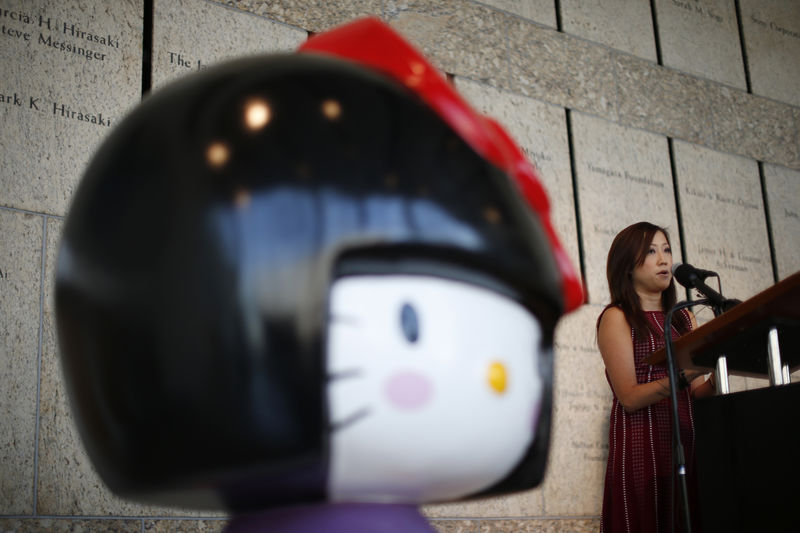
[
  {"x1": 206, "y1": 141, "x2": 230, "y2": 168},
  {"x1": 321, "y1": 99, "x2": 342, "y2": 120},
  {"x1": 244, "y1": 98, "x2": 271, "y2": 130}
]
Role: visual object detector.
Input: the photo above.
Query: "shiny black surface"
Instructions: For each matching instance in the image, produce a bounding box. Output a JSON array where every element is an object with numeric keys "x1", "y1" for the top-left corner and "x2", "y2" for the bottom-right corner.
[{"x1": 56, "y1": 54, "x2": 562, "y2": 510}]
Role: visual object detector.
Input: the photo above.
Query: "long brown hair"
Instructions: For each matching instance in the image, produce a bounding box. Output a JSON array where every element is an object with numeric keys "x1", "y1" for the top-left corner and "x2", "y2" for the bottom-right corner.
[{"x1": 599, "y1": 221, "x2": 688, "y2": 340}]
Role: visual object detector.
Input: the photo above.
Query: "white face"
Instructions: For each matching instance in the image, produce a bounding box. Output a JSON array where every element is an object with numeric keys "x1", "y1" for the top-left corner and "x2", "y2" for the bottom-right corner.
[{"x1": 326, "y1": 274, "x2": 546, "y2": 504}]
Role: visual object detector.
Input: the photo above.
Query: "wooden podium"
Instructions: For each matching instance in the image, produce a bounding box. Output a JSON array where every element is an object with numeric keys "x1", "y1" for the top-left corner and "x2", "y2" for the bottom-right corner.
[
  {"x1": 648, "y1": 271, "x2": 800, "y2": 533},
  {"x1": 647, "y1": 271, "x2": 800, "y2": 386}
]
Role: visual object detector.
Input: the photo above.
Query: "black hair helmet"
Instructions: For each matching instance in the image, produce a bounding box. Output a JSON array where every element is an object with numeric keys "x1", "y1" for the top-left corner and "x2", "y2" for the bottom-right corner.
[{"x1": 56, "y1": 18, "x2": 583, "y2": 512}]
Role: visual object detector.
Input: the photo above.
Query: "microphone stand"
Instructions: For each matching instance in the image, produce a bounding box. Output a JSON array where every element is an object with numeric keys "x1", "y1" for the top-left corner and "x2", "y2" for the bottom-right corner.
[
  {"x1": 667, "y1": 269, "x2": 742, "y2": 531},
  {"x1": 683, "y1": 274, "x2": 741, "y2": 315},
  {"x1": 663, "y1": 299, "x2": 711, "y2": 533}
]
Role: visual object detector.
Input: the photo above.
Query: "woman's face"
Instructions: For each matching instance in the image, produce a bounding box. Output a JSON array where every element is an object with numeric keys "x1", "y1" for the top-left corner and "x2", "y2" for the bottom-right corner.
[{"x1": 631, "y1": 231, "x2": 673, "y2": 294}]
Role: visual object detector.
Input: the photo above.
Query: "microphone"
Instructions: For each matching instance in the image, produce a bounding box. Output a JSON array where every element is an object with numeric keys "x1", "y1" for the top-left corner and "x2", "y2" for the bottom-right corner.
[
  {"x1": 672, "y1": 262, "x2": 740, "y2": 314},
  {"x1": 671, "y1": 262, "x2": 717, "y2": 286}
]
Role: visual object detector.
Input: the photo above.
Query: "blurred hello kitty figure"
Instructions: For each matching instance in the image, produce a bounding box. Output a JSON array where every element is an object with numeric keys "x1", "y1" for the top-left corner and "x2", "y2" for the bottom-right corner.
[{"x1": 56, "y1": 17, "x2": 582, "y2": 533}]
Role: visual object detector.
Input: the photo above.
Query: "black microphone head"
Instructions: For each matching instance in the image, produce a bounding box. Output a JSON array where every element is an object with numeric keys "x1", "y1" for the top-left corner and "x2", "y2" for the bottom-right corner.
[{"x1": 671, "y1": 262, "x2": 697, "y2": 288}]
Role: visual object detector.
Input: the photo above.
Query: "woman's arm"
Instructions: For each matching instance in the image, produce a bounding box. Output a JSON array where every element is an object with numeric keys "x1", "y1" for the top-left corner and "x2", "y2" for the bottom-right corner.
[{"x1": 598, "y1": 307, "x2": 675, "y2": 412}]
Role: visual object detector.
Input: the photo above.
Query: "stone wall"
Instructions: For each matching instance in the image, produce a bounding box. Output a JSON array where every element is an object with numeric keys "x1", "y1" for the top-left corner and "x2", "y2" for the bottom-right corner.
[{"x1": 1, "y1": 0, "x2": 799, "y2": 531}]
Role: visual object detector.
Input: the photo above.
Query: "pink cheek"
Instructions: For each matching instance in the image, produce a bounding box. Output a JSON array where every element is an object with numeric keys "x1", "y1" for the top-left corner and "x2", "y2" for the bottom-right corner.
[{"x1": 384, "y1": 371, "x2": 433, "y2": 410}]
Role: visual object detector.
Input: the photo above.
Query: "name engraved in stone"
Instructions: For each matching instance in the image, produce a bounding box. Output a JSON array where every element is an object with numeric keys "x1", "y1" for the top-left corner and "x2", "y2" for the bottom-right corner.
[
  {"x1": 624, "y1": 170, "x2": 664, "y2": 189},
  {"x1": 736, "y1": 252, "x2": 762, "y2": 265},
  {"x1": 713, "y1": 192, "x2": 759, "y2": 210},
  {"x1": 593, "y1": 223, "x2": 617, "y2": 237},
  {"x1": 684, "y1": 185, "x2": 713, "y2": 200},
  {"x1": 0, "y1": 267, "x2": 8, "y2": 279},
  {"x1": 0, "y1": 92, "x2": 23, "y2": 106},
  {"x1": 1, "y1": 8, "x2": 121, "y2": 61},
  {"x1": 702, "y1": 247, "x2": 759, "y2": 273},
  {"x1": 0, "y1": 7, "x2": 33, "y2": 24},
  {"x1": 52, "y1": 101, "x2": 111, "y2": 127},
  {"x1": 521, "y1": 146, "x2": 553, "y2": 167},
  {"x1": 587, "y1": 162, "x2": 664, "y2": 188},
  {"x1": 554, "y1": 341, "x2": 598, "y2": 355},
  {"x1": 570, "y1": 440, "x2": 608, "y2": 462},
  {"x1": 751, "y1": 15, "x2": 800, "y2": 40},
  {"x1": 671, "y1": 0, "x2": 724, "y2": 23},
  {"x1": 1, "y1": 23, "x2": 31, "y2": 41},
  {"x1": 61, "y1": 22, "x2": 119, "y2": 48},
  {"x1": 697, "y1": 245, "x2": 717, "y2": 257},
  {"x1": 587, "y1": 162, "x2": 622, "y2": 179},
  {"x1": 684, "y1": 185, "x2": 759, "y2": 209},
  {"x1": 38, "y1": 32, "x2": 107, "y2": 61},
  {"x1": 1, "y1": 88, "x2": 113, "y2": 126},
  {"x1": 169, "y1": 52, "x2": 210, "y2": 72}
]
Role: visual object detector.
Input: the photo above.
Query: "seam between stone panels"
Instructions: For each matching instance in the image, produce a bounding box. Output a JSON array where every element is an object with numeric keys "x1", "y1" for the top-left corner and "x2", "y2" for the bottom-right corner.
[
  {"x1": 733, "y1": 0, "x2": 752, "y2": 94},
  {"x1": 0, "y1": 206, "x2": 65, "y2": 219},
  {"x1": 668, "y1": 139, "x2": 691, "y2": 302},
  {"x1": 758, "y1": 162, "x2": 780, "y2": 284},
  {"x1": 565, "y1": 109, "x2": 588, "y2": 304},
  {"x1": 792, "y1": 108, "x2": 800, "y2": 168},
  {"x1": 33, "y1": 215, "x2": 47, "y2": 516},
  {"x1": 649, "y1": 0, "x2": 663, "y2": 66},
  {"x1": 141, "y1": 0, "x2": 153, "y2": 96}
]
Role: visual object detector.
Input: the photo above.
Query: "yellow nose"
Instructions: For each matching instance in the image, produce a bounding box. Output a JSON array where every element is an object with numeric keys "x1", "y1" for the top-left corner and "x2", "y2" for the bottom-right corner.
[{"x1": 487, "y1": 361, "x2": 507, "y2": 394}]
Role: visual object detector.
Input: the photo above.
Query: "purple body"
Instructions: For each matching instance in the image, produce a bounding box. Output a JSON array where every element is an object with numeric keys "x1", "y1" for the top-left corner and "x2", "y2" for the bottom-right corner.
[{"x1": 225, "y1": 503, "x2": 437, "y2": 533}]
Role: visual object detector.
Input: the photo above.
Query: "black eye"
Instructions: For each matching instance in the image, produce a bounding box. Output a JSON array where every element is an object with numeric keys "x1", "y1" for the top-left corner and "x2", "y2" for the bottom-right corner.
[{"x1": 400, "y1": 303, "x2": 419, "y2": 343}]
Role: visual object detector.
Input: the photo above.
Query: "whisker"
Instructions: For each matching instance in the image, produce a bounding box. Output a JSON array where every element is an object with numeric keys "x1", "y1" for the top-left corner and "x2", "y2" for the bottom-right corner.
[{"x1": 330, "y1": 406, "x2": 371, "y2": 432}]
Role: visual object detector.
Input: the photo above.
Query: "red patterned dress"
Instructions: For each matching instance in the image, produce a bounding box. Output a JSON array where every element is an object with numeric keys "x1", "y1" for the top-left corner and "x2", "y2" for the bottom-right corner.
[{"x1": 601, "y1": 309, "x2": 699, "y2": 533}]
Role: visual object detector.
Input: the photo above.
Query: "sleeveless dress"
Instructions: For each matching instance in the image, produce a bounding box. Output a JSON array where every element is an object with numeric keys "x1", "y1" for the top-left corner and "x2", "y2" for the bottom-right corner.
[{"x1": 600, "y1": 309, "x2": 699, "y2": 533}]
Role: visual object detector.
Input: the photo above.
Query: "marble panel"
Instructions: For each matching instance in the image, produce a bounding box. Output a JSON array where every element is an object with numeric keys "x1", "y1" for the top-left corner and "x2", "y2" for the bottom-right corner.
[
  {"x1": 214, "y1": 0, "x2": 383, "y2": 34},
  {"x1": 559, "y1": 0, "x2": 657, "y2": 61},
  {"x1": 739, "y1": 0, "x2": 800, "y2": 107},
  {"x1": 423, "y1": 486, "x2": 543, "y2": 518},
  {"x1": 37, "y1": 218, "x2": 198, "y2": 516},
  {"x1": 0, "y1": 0, "x2": 142, "y2": 216},
  {"x1": 543, "y1": 304, "x2": 610, "y2": 516},
  {"x1": 0, "y1": 519, "x2": 142, "y2": 532},
  {"x1": 710, "y1": 88, "x2": 799, "y2": 168},
  {"x1": 794, "y1": 106, "x2": 800, "y2": 170},
  {"x1": 144, "y1": 519, "x2": 229, "y2": 532},
  {"x1": 453, "y1": 77, "x2": 580, "y2": 272},
  {"x1": 614, "y1": 53, "x2": 715, "y2": 147},
  {"x1": 152, "y1": 0, "x2": 306, "y2": 89},
  {"x1": 383, "y1": 0, "x2": 512, "y2": 86},
  {"x1": 763, "y1": 163, "x2": 800, "y2": 279},
  {"x1": 653, "y1": 0, "x2": 746, "y2": 89},
  {"x1": 673, "y1": 140, "x2": 773, "y2": 303},
  {"x1": 432, "y1": 518, "x2": 600, "y2": 532},
  {"x1": 504, "y1": 21, "x2": 616, "y2": 119},
  {"x1": 478, "y1": 0, "x2": 557, "y2": 28},
  {"x1": 0, "y1": 209, "x2": 43, "y2": 515},
  {"x1": 571, "y1": 112, "x2": 680, "y2": 305},
  {"x1": 429, "y1": 520, "x2": 478, "y2": 533}
]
